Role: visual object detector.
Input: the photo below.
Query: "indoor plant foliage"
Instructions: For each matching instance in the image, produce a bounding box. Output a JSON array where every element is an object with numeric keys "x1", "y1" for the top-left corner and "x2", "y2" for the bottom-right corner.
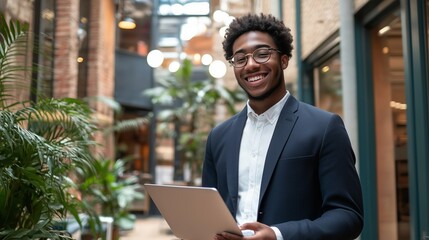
[
  {"x1": 78, "y1": 158, "x2": 144, "y2": 236},
  {"x1": 0, "y1": 99, "x2": 97, "y2": 239},
  {"x1": 0, "y1": 14, "x2": 98, "y2": 239},
  {"x1": 76, "y1": 96, "x2": 148, "y2": 239}
]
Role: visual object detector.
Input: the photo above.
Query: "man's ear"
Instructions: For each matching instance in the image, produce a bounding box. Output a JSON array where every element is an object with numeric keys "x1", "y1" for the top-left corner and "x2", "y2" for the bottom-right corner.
[{"x1": 281, "y1": 55, "x2": 289, "y2": 69}]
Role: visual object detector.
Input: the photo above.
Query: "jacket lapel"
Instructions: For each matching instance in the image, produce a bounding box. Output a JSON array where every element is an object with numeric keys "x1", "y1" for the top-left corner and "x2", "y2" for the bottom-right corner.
[{"x1": 259, "y1": 96, "x2": 299, "y2": 204}]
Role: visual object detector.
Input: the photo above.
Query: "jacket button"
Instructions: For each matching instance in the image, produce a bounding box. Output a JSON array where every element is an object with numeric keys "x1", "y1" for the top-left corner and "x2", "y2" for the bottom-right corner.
[{"x1": 259, "y1": 211, "x2": 263, "y2": 215}]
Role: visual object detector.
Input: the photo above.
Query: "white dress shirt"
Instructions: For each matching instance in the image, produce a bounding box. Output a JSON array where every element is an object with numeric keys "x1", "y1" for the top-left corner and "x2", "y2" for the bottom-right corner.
[{"x1": 236, "y1": 92, "x2": 289, "y2": 240}]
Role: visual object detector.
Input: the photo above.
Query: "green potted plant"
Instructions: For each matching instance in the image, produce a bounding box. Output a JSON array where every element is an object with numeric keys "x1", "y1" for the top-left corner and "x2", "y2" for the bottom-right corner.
[
  {"x1": 78, "y1": 158, "x2": 144, "y2": 240},
  {"x1": 0, "y1": 14, "x2": 99, "y2": 239}
]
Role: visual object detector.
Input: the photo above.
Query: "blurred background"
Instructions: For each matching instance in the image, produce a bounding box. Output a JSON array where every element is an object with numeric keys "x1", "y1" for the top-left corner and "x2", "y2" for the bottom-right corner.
[{"x1": 1, "y1": 0, "x2": 429, "y2": 239}]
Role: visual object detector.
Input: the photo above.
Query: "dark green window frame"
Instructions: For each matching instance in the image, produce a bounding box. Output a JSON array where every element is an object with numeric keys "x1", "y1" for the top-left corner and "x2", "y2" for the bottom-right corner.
[{"x1": 400, "y1": 0, "x2": 429, "y2": 238}]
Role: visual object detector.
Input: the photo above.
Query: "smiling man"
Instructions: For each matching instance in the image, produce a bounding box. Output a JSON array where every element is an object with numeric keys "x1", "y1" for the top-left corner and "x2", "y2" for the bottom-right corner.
[{"x1": 202, "y1": 13, "x2": 364, "y2": 240}]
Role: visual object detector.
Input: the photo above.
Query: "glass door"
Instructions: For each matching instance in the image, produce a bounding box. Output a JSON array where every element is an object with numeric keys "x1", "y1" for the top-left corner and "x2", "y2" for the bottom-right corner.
[
  {"x1": 371, "y1": 11, "x2": 410, "y2": 240},
  {"x1": 314, "y1": 53, "x2": 343, "y2": 117}
]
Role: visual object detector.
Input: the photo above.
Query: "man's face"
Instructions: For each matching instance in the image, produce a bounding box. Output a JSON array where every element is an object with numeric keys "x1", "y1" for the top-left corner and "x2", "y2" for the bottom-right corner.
[{"x1": 231, "y1": 31, "x2": 288, "y2": 101}]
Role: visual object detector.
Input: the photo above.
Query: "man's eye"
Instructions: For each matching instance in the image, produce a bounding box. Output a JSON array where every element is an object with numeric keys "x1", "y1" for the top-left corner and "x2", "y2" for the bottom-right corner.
[
  {"x1": 255, "y1": 52, "x2": 270, "y2": 58},
  {"x1": 234, "y1": 56, "x2": 246, "y2": 63}
]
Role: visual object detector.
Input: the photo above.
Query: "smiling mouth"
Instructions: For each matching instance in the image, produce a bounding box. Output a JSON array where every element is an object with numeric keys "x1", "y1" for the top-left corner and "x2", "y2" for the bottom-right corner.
[{"x1": 246, "y1": 74, "x2": 266, "y2": 82}]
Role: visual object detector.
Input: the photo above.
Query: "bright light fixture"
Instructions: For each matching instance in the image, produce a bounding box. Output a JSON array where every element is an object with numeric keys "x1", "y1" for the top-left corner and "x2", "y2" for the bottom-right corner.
[
  {"x1": 147, "y1": 49, "x2": 164, "y2": 68},
  {"x1": 169, "y1": 61, "x2": 181, "y2": 72},
  {"x1": 378, "y1": 25, "x2": 391, "y2": 36},
  {"x1": 209, "y1": 60, "x2": 227, "y2": 79},
  {"x1": 213, "y1": 10, "x2": 229, "y2": 23},
  {"x1": 201, "y1": 54, "x2": 213, "y2": 65},
  {"x1": 321, "y1": 66, "x2": 330, "y2": 73},
  {"x1": 219, "y1": 26, "x2": 228, "y2": 38},
  {"x1": 118, "y1": 17, "x2": 136, "y2": 29}
]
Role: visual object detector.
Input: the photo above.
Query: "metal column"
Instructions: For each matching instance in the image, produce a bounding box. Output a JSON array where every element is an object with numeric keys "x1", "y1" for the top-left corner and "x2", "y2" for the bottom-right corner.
[{"x1": 339, "y1": 0, "x2": 359, "y2": 173}]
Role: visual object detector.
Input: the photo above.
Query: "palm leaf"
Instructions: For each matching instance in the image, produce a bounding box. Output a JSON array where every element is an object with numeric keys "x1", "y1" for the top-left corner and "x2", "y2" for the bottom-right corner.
[
  {"x1": 103, "y1": 116, "x2": 151, "y2": 136},
  {"x1": 0, "y1": 14, "x2": 30, "y2": 108}
]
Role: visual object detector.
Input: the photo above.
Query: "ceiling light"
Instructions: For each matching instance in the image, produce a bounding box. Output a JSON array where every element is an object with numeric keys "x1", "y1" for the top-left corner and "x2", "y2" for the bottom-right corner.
[
  {"x1": 378, "y1": 26, "x2": 391, "y2": 36},
  {"x1": 118, "y1": 17, "x2": 136, "y2": 29},
  {"x1": 322, "y1": 66, "x2": 330, "y2": 73}
]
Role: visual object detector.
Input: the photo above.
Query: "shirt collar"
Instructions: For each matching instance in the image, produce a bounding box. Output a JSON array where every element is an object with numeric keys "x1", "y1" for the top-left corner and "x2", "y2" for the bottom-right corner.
[{"x1": 246, "y1": 91, "x2": 290, "y2": 124}]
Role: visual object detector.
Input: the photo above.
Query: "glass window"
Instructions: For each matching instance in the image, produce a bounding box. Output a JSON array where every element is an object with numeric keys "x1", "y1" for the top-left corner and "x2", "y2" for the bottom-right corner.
[
  {"x1": 77, "y1": 0, "x2": 90, "y2": 98},
  {"x1": 314, "y1": 54, "x2": 343, "y2": 117},
  {"x1": 116, "y1": 0, "x2": 152, "y2": 55},
  {"x1": 158, "y1": 0, "x2": 210, "y2": 16},
  {"x1": 153, "y1": 0, "x2": 211, "y2": 68},
  {"x1": 32, "y1": 0, "x2": 55, "y2": 101},
  {"x1": 372, "y1": 12, "x2": 409, "y2": 240}
]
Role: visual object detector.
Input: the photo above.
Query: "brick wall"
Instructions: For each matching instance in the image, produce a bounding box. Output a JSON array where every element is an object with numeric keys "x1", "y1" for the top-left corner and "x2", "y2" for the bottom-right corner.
[
  {"x1": 87, "y1": 0, "x2": 115, "y2": 113},
  {"x1": 301, "y1": 0, "x2": 340, "y2": 58},
  {"x1": 53, "y1": 0, "x2": 116, "y2": 157},
  {"x1": 356, "y1": 0, "x2": 369, "y2": 10},
  {"x1": 86, "y1": 0, "x2": 116, "y2": 158},
  {"x1": 53, "y1": 0, "x2": 115, "y2": 111},
  {"x1": 54, "y1": 0, "x2": 79, "y2": 98},
  {"x1": 292, "y1": 0, "x2": 369, "y2": 59},
  {"x1": 283, "y1": 0, "x2": 298, "y2": 92},
  {"x1": 282, "y1": 0, "x2": 367, "y2": 91}
]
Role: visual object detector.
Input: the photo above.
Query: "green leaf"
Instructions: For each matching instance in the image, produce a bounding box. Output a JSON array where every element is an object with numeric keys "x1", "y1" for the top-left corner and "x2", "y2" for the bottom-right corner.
[{"x1": 115, "y1": 213, "x2": 136, "y2": 230}]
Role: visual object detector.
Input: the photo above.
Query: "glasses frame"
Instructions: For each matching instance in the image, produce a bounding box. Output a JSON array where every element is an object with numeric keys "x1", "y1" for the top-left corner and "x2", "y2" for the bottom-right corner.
[{"x1": 228, "y1": 47, "x2": 282, "y2": 68}]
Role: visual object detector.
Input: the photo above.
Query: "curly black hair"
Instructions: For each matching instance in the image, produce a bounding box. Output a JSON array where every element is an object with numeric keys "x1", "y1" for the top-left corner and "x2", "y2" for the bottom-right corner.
[{"x1": 222, "y1": 13, "x2": 293, "y2": 61}]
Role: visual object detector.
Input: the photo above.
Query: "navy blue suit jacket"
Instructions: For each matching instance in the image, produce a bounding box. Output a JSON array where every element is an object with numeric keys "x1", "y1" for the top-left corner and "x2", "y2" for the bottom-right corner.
[{"x1": 202, "y1": 95, "x2": 363, "y2": 240}]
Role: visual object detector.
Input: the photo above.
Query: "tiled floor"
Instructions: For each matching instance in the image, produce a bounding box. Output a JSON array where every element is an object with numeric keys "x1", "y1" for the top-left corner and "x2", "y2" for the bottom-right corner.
[{"x1": 120, "y1": 216, "x2": 178, "y2": 240}]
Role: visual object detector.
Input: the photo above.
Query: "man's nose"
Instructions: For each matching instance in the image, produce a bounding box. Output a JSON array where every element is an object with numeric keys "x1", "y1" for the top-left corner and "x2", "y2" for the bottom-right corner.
[{"x1": 245, "y1": 56, "x2": 259, "y2": 68}]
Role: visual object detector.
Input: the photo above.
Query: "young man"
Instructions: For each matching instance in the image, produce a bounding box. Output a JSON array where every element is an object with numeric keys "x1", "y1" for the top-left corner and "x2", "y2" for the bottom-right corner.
[{"x1": 202, "y1": 13, "x2": 363, "y2": 240}]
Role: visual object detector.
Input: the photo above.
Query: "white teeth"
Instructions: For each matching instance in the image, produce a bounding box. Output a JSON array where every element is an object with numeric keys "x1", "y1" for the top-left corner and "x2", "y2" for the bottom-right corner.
[{"x1": 248, "y1": 75, "x2": 263, "y2": 82}]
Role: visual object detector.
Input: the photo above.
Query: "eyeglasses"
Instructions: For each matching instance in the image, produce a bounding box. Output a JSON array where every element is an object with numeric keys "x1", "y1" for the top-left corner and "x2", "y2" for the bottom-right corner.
[{"x1": 228, "y1": 48, "x2": 282, "y2": 68}]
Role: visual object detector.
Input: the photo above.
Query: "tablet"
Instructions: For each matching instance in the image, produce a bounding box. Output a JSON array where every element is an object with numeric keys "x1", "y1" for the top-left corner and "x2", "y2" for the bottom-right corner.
[{"x1": 144, "y1": 183, "x2": 243, "y2": 240}]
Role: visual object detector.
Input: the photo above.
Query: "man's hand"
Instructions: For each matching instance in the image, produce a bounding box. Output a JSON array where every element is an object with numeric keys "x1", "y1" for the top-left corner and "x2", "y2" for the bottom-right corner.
[{"x1": 214, "y1": 222, "x2": 277, "y2": 240}]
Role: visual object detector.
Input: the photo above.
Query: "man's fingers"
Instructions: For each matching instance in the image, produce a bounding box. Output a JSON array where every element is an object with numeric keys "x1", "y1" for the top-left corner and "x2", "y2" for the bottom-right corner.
[{"x1": 240, "y1": 222, "x2": 264, "y2": 231}]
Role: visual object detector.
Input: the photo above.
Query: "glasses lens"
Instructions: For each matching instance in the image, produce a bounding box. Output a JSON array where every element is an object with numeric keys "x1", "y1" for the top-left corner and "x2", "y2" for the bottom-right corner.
[
  {"x1": 253, "y1": 48, "x2": 271, "y2": 63},
  {"x1": 231, "y1": 48, "x2": 276, "y2": 68},
  {"x1": 232, "y1": 53, "x2": 247, "y2": 67}
]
